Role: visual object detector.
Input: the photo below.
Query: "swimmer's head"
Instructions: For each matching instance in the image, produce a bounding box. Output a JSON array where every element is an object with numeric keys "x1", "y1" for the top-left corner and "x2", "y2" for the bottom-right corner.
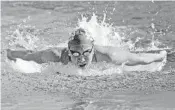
[{"x1": 68, "y1": 28, "x2": 94, "y2": 68}]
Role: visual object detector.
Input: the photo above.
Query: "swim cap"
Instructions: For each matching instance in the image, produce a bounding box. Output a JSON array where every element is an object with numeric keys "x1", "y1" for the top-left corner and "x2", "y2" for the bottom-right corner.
[{"x1": 68, "y1": 28, "x2": 94, "y2": 48}]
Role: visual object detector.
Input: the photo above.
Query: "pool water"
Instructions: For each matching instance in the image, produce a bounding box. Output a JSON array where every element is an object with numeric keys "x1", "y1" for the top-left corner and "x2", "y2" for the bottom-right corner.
[{"x1": 1, "y1": 1, "x2": 175, "y2": 110}]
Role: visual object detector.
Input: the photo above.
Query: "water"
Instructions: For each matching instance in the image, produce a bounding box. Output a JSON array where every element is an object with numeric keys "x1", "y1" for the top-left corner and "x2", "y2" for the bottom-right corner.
[{"x1": 1, "y1": 1, "x2": 175, "y2": 110}]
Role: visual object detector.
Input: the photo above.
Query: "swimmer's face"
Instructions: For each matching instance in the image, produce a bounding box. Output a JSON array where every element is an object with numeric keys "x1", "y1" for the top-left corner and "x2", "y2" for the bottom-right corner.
[{"x1": 69, "y1": 44, "x2": 94, "y2": 68}]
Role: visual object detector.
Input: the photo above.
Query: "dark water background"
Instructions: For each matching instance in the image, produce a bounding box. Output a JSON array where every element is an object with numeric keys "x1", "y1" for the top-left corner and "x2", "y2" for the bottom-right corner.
[{"x1": 1, "y1": 1, "x2": 175, "y2": 110}]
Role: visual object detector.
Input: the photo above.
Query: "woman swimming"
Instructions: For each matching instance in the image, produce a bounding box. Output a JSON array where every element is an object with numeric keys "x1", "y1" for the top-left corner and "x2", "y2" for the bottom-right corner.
[{"x1": 7, "y1": 28, "x2": 167, "y2": 68}]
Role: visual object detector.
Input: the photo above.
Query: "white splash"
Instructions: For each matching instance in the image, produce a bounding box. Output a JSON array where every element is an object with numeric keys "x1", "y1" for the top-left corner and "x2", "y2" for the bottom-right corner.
[
  {"x1": 9, "y1": 58, "x2": 42, "y2": 73},
  {"x1": 8, "y1": 24, "x2": 40, "y2": 50},
  {"x1": 77, "y1": 13, "x2": 124, "y2": 47},
  {"x1": 77, "y1": 13, "x2": 168, "y2": 52}
]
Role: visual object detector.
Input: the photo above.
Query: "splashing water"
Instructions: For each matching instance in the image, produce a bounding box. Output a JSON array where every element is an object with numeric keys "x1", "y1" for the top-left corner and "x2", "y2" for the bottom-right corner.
[
  {"x1": 8, "y1": 58, "x2": 42, "y2": 73},
  {"x1": 7, "y1": 19, "x2": 38, "y2": 50},
  {"x1": 77, "y1": 13, "x2": 124, "y2": 47},
  {"x1": 77, "y1": 13, "x2": 170, "y2": 51},
  {"x1": 6, "y1": 17, "x2": 49, "y2": 51},
  {"x1": 6, "y1": 13, "x2": 168, "y2": 75}
]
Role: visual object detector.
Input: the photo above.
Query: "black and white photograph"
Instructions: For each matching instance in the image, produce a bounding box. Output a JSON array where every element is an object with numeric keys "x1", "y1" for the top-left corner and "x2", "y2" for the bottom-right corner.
[{"x1": 1, "y1": 1, "x2": 175, "y2": 110}]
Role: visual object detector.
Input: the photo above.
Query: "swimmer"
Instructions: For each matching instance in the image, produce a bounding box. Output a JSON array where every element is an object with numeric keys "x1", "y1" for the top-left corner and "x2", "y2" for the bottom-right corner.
[{"x1": 7, "y1": 28, "x2": 167, "y2": 68}]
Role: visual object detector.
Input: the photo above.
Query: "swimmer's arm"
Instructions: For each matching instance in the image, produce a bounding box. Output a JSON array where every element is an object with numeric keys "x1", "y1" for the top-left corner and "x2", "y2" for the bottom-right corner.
[
  {"x1": 94, "y1": 45, "x2": 167, "y2": 66},
  {"x1": 6, "y1": 48, "x2": 70, "y2": 64},
  {"x1": 6, "y1": 49, "x2": 34, "y2": 62}
]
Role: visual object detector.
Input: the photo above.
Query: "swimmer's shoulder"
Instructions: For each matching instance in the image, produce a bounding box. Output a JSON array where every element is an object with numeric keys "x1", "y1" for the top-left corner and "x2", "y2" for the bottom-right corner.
[
  {"x1": 92, "y1": 49, "x2": 112, "y2": 62},
  {"x1": 60, "y1": 48, "x2": 70, "y2": 64},
  {"x1": 94, "y1": 45, "x2": 129, "y2": 54},
  {"x1": 93, "y1": 45, "x2": 129, "y2": 63},
  {"x1": 44, "y1": 47, "x2": 70, "y2": 64}
]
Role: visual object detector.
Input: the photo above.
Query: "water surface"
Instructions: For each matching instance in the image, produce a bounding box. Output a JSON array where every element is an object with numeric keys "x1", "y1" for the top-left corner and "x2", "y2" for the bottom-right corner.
[{"x1": 1, "y1": 1, "x2": 175, "y2": 110}]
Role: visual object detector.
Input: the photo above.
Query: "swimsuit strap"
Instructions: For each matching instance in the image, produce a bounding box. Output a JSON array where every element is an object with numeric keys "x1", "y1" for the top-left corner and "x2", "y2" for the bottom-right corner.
[
  {"x1": 93, "y1": 49, "x2": 98, "y2": 62},
  {"x1": 69, "y1": 55, "x2": 71, "y2": 62},
  {"x1": 60, "y1": 48, "x2": 70, "y2": 64}
]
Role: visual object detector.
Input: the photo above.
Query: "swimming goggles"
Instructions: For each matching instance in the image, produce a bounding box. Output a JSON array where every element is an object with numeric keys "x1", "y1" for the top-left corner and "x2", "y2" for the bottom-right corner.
[{"x1": 69, "y1": 45, "x2": 93, "y2": 57}]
